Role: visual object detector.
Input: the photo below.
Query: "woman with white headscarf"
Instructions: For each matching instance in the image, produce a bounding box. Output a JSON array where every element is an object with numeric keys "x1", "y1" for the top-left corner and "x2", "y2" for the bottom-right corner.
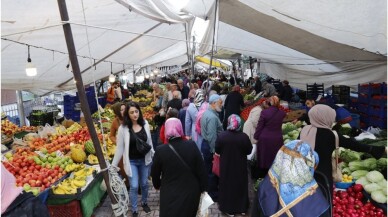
[
  {"x1": 300, "y1": 104, "x2": 386, "y2": 189},
  {"x1": 151, "y1": 118, "x2": 207, "y2": 217}
]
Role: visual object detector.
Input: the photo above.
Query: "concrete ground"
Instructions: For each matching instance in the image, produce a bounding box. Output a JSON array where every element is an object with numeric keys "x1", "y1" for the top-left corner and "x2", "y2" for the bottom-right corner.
[{"x1": 93, "y1": 171, "x2": 257, "y2": 217}]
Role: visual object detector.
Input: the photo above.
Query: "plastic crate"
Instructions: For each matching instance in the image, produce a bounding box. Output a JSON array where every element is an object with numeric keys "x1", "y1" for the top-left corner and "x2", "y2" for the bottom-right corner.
[
  {"x1": 369, "y1": 117, "x2": 387, "y2": 129},
  {"x1": 47, "y1": 200, "x2": 82, "y2": 217},
  {"x1": 357, "y1": 104, "x2": 369, "y2": 114},
  {"x1": 332, "y1": 85, "x2": 350, "y2": 95},
  {"x1": 358, "y1": 93, "x2": 369, "y2": 104},
  {"x1": 368, "y1": 106, "x2": 387, "y2": 118},
  {"x1": 370, "y1": 98, "x2": 387, "y2": 107}
]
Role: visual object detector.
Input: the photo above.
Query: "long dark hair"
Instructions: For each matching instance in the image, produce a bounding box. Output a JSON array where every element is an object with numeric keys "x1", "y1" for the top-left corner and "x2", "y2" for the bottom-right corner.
[{"x1": 123, "y1": 101, "x2": 145, "y2": 128}]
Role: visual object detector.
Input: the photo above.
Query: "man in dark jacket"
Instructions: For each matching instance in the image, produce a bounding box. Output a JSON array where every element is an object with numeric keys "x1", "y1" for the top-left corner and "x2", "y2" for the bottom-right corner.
[
  {"x1": 278, "y1": 80, "x2": 294, "y2": 101},
  {"x1": 177, "y1": 79, "x2": 190, "y2": 100},
  {"x1": 167, "y1": 91, "x2": 182, "y2": 111},
  {"x1": 254, "y1": 76, "x2": 262, "y2": 94}
]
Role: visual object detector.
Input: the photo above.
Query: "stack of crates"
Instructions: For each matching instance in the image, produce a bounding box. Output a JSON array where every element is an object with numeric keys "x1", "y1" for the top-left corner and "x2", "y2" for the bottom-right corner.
[
  {"x1": 332, "y1": 85, "x2": 350, "y2": 105},
  {"x1": 306, "y1": 83, "x2": 324, "y2": 100},
  {"x1": 85, "y1": 86, "x2": 97, "y2": 114},
  {"x1": 63, "y1": 95, "x2": 80, "y2": 122},
  {"x1": 357, "y1": 83, "x2": 387, "y2": 129}
]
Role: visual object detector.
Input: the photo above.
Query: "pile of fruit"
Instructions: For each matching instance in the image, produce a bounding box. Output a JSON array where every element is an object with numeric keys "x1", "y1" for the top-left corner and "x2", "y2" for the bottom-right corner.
[
  {"x1": 52, "y1": 167, "x2": 95, "y2": 194},
  {"x1": 1, "y1": 119, "x2": 36, "y2": 137},
  {"x1": 2, "y1": 149, "x2": 70, "y2": 193},
  {"x1": 333, "y1": 184, "x2": 386, "y2": 217}
]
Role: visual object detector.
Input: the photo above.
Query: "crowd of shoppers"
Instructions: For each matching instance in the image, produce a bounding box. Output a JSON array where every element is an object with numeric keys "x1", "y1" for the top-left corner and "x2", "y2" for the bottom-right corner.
[{"x1": 102, "y1": 71, "x2": 383, "y2": 217}]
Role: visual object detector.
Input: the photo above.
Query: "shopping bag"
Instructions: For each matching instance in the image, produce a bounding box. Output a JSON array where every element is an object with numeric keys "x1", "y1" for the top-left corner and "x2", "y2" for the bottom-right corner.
[
  {"x1": 212, "y1": 154, "x2": 220, "y2": 177},
  {"x1": 197, "y1": 192, "x2": 214, "y2": 217},
  {"x1": 331, "y1": 131, "x2": 342, "y2": 182}
]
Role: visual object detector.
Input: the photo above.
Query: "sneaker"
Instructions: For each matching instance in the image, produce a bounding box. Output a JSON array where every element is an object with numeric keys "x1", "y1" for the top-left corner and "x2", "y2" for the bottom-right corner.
[
  {"x1": 132, "y1": 211, "x2": 138, "y2": 217},
  {"x1": 141, "y1": 203, "x2": 151, "y2": 213}
]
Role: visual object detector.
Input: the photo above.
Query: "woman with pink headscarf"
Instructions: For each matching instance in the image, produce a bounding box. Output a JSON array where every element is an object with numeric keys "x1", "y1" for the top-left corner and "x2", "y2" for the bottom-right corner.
[{"x1": 151, "y1": 118, "x2": 207, "y2": 217}]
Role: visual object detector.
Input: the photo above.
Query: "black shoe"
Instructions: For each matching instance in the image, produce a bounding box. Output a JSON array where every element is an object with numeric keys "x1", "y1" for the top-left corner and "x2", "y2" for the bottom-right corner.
[
  {"x1": 142, "y1": 203, "x2": 151, "y2": 213},
  {"x1": 132, "y1": 211, "x2": 138, "y2": 217}
]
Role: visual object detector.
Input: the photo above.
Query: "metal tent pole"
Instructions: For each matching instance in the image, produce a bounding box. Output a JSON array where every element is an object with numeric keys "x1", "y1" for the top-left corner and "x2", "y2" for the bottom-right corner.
[
  {"x1": 56, "y1": 1, "x2": 123, "y2": 216},
  {"x1": 16, "y1": 90, "x2": 26, "y2": 126}
]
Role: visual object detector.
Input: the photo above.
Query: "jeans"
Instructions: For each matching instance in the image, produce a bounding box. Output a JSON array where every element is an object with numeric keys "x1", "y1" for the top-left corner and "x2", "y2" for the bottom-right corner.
[
  {"x1": 201, "y1": 139, "x2": 219, "y2": 201},
  {"x1": 129, "y1": 159, "x2": 150, "y2": 212}
]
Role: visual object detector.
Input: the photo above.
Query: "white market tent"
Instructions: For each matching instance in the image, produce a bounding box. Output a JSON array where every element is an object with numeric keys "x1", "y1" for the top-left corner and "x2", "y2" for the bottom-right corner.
[{"x1": 1, "y1": 0, "x2": 387, "y2": 96}]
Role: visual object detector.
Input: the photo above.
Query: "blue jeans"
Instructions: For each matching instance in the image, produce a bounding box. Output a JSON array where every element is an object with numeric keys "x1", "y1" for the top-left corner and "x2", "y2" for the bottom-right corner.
[{"x1": 129, "y1": 159, "x2": 150, "y2": 212}]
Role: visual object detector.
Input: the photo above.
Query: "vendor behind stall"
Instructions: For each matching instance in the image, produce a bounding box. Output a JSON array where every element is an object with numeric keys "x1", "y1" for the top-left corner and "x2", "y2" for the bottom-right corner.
[{"x1": 301, "y1": 98, "x2": 352, "y2": 126}]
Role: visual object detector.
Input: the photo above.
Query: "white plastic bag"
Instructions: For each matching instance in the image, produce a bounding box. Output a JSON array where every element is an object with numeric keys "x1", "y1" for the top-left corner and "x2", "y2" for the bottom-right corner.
[
  {"x1": 38, "y1": 123, "x2": 56, "y2": 138},
  {"x1": 197, "y1": 192, "x2": 214, "y2": 217},
  {"x1": 354, "y1": 131, "x2": 377, "y2": 141},
  {"x1": 247, "y1": 144, "x2": 257, "y2": 160},
  {"x1": 367, "y1": 126, "x2": 382, "y2": 136}
]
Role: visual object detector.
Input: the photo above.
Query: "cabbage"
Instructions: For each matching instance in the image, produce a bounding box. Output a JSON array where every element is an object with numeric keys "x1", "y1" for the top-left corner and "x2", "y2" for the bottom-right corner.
[
  {"x1": 377, "y1": 179, "x2": 387, "y2": 188},
  {"x1": 349, "y1": 161, "x2": 369, "y2": 171},
  {"x1": 371, "y1": 191, "x2": 387, "y2": 204},
  {"x1": 381, "y1": 185, "x2": 387, "y2": 196},
  {"x1": 351, "y1": 170, "x2": 369, "y2": 179},
  {"x1": 377, "y1": 158, "x2": 387, "y2": 171},
  {"x1": 366, "y1": 171, "x2": 385, "y2": 183},
  {"x1": 282, "y1": 123, "x2": 297, "y2": 135},
  {"x1": 340, "y1": 149, "x2": 363, "y2": 163},
  {"x1": 348, "y1": 158, "x2": 377, "y2": 171},
  {"x1": 364, "y1": 183, "x2": 381, "y2": 194},
  {"x1": 356, "y1": 176, "x2": 370, "y2": 187},
  {"x1": 362, "y1": 158, "x2": 377, "y2": 170},
  {"x1": 342, "y1": 167, "x2": 352, "y2": 175}
]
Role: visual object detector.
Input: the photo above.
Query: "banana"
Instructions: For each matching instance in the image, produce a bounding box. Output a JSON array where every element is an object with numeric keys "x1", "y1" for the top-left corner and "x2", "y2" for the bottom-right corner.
[
  {"x1": 72, "y1": 179, "x2": 86, "y2": 188},
  {"x1": 53, "y1": 186, "x2": 66, "y2": 194}
]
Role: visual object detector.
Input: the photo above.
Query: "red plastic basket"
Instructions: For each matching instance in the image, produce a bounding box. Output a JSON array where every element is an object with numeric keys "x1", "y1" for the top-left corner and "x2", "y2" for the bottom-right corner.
[{"x1": 47, "y1": 200, "x2": 82, "y2": 217}]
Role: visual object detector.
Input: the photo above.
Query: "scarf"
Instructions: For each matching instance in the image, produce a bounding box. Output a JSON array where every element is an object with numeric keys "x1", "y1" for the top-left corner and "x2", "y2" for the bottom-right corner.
[
  {"x1": 227, "y1": 114, "x2": 242, "y2": 131},
  {"x1": 300, "y1": 104, "x2": 336, "y2": 149},
  {"x1": 194, "y1": 89, "x2": 204, "y2": 108}
]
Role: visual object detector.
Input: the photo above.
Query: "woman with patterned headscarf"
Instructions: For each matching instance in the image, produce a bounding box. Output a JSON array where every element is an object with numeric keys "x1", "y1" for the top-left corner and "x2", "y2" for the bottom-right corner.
[
  {"x1": 215, "y1": 114, "x2": 252, "y2": 216},
  {"x1": 184, "y1": 89, "x2": 207, "y2": 150},
  {"x1": 151, "y1": 118, "x2": 207, "y2": 217}
]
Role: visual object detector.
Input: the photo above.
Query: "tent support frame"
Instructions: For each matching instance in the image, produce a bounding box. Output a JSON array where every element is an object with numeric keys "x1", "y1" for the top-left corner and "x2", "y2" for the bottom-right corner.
[{"x1": 57, "y1": 1, "x2": 123, "y2": 216}]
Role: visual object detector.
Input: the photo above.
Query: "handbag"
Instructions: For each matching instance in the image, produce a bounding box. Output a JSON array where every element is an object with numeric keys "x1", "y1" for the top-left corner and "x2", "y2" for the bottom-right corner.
[
  {"x1": 212, "y1": 154, "x2": 220, "y2": 177},
  {"x1": 331, "y1": 130, "x2": 342, "y2": 182},
  {"x1": 130, "y1": 128, "x2": 151, "y2": 155},
  {"x1": 168, "y1": 145, "x2": 214, "y2": 216}
]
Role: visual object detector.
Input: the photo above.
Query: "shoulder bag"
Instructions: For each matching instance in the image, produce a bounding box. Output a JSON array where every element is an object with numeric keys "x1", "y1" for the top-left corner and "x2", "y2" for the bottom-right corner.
[
  {"x1": 130, "y1": 128, "x2": 151, "y2": 155},
  {"x1": 168, "y1": 144, "x2": 213, "y2": 217},
  {"x1": 331, "y1": 130, "x2": 342, "y2": 182}
]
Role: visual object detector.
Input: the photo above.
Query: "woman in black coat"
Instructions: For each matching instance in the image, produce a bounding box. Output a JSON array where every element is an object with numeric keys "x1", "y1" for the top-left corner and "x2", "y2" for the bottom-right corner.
[
  {"x1": 151, "y1": 118, "x2": 207, "y2": 217},
  {"x1": 223, "y1": 85, "x2": 245, "y2": 129},
  {"x1": 215, "y1": 114, "x2": 252, "y2": 216}
]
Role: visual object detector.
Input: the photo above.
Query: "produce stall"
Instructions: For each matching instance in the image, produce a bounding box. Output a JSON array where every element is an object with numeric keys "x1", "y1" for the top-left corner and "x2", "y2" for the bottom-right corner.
[{"x1": 1, "y1": 104, "x2": 118, "y2": 216}]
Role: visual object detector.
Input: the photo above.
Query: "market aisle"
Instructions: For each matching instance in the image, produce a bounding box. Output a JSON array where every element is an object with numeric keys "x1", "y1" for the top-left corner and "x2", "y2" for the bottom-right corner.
[{"x1": 93, "y1": 176, "x2": 256, "y2": 217}]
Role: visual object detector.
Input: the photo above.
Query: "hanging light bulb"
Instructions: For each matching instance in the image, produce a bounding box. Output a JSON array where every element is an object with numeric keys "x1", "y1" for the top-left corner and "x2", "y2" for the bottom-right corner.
[
  {"x1": 153, "y1": 67, "x2": 159, "y2": 74},
  {"x1": 109, "y1": 62, "x2": 115, "y2": 83},
  {"x1": 145, "y1": 74, "x2": 150, "y2": 79},
  {"x1": 73, "y1": 78, "x2": 77, "y2": 84},
  {"x1": 150, "y1": 72, "x2": 154, "y2": 77},
  {"x1": 26, "y1": 46, "x2": 37, "y2": 76}
]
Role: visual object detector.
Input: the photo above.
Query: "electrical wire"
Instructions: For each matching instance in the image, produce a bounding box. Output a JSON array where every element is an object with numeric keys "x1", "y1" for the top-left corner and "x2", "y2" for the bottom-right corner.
[{"x1": 80, "y1": 1, "x2": 129, "y2": 216}]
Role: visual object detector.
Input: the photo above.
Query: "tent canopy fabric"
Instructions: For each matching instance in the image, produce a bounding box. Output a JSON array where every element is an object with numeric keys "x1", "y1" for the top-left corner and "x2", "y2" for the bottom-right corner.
[
  {"x1": 198, "y1": 0, "x2": 386, "y2": 90},
  {"x1": 1, "y1": 0, "x2": 386, "y2": 95}
]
